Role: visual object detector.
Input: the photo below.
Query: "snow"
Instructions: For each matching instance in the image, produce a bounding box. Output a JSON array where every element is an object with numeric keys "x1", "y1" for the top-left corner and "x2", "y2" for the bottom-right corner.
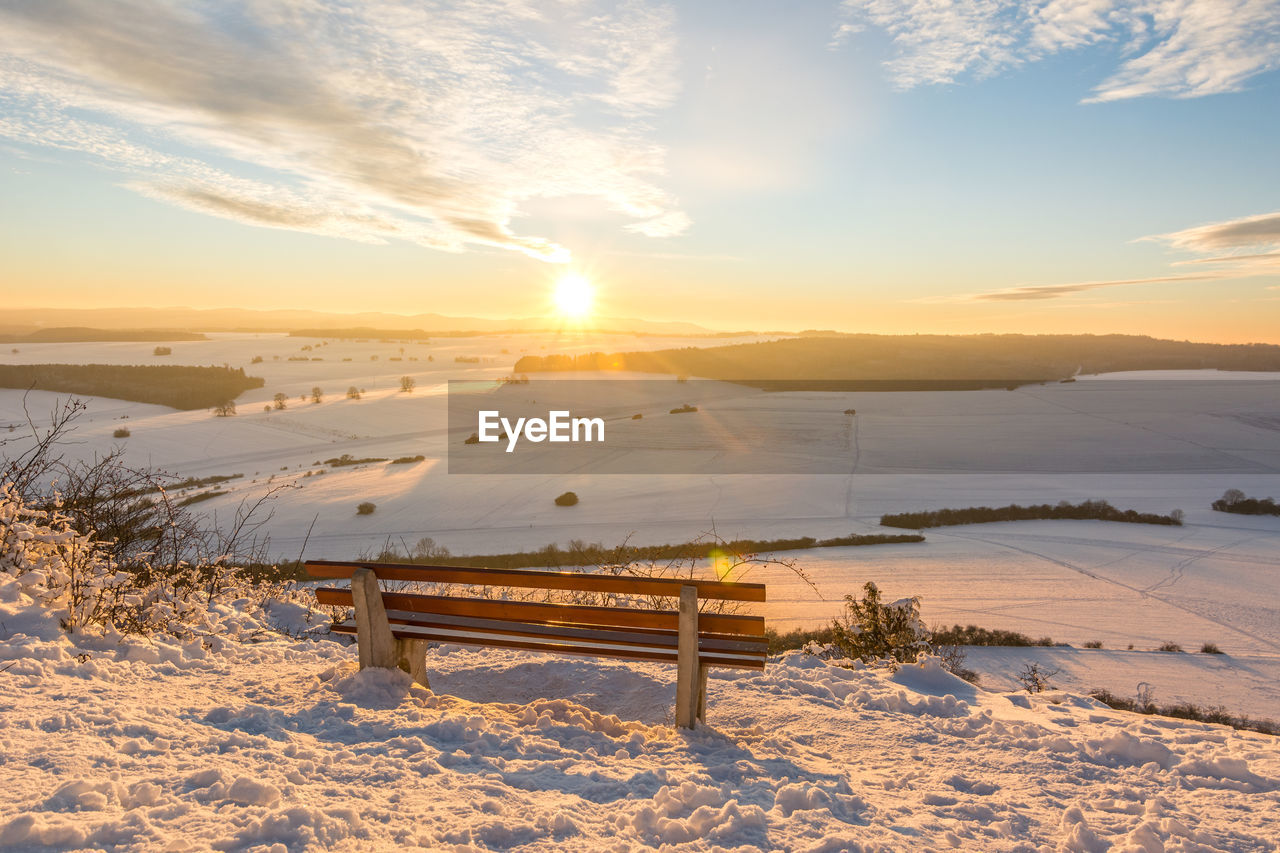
[
  {"x1": 5, "y1": 335, "x2": 1278, "y2": 563},
  {"x1": 961, "y1": 646, "x2": 1280, "y2": 722},
  {"x1": 4, "y1": 334, "x2": 1280, "y2": 848},
  {"x1": 3, "y1": 337, "x2": 1279, "y2": 718},
  {"x1": 2, "y1": 590, "x2": 1278, "y2": 851},
  {"x1": 1078, "y1": 370, "x2": 1280, "y2": 382}
]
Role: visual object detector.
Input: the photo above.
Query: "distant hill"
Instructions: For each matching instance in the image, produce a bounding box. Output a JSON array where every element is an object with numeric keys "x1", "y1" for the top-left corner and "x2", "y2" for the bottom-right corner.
[
  {"x1": 0, "y1": 364, "x2": 264, "y2": 410},
  {"x1": 285, "y1": 325, "x2": 741, "y2": 340},
  {"x1": 513, "y1": 334, "x2": 1280, "y2": 387},
  {"x1": 0, "y1": 327, "x2": 207, "y2": 343},
  {"x1": 2, "y1": 307, "x2": 713, "y2": 337}
]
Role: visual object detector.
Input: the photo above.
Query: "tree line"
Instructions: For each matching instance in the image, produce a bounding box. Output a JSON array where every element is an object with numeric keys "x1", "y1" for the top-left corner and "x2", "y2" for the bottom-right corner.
[
  {"x1": 880, "y1": 499, "x2": 1183, "y2": 529},
  {"x1": 0, "y1": 364, "x2": 264, "y2": 410},
  {"x1": 513, "y1": 333, "x2": 1280, "y2": 385},
  {"x1": 348, "y1": 531, "x2": 925, "y2": 572},
  {"x1": 1212, "y1": 489, "x2": 1280, "y2": 516},
  {"x1": 0, "y1": 327, "x2": 206, "y2": 343}
]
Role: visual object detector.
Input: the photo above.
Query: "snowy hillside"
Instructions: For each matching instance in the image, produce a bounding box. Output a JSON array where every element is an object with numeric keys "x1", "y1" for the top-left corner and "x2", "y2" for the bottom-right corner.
[
  {"x1": 2, "y1": 585, "x2": 1278, "y2": 852},
  {"x1": 3, "y1": 333, "x2": 1280, "y2": 727}
]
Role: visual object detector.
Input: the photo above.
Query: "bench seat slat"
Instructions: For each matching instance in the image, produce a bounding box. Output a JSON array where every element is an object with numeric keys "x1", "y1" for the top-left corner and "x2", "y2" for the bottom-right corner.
[
  {"x1": 307, "y1": 560, "x2": 766, "y2": 602},
  {"x1": 315, "y1": 587, "x2": 766, "y2": 638},
  {"x1": 330, "y1": 621, "x2": 765, "y2": 670},
  {"x1": 375, "y1": 608, "x2": 767, "y2": 654}
]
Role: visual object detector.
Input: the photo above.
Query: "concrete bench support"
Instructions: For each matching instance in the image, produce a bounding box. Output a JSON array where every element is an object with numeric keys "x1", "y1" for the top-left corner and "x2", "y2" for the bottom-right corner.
[
  {"x1": 676, "y1": 585, "x2": 702, "y2": 729},
  {"x1": 397, "y1": 638, "x2": 431, "y2": 689},
  {"x1": 352, "y1": 567, "x2": 430, "y2": 689}
]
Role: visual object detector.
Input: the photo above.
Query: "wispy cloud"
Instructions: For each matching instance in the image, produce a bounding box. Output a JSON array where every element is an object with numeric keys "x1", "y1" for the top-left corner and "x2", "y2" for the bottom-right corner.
[
  {"x1": 958, "y1": 210, "x2": 1280, "y2": 301},
  {"x1": 969, "y1": 273, "x2": 1216, "y2": 302},
  {"x1": 0, "y1": 0, "x2": 687, "y2": 261},
  {"x1": 1155, "y1": 212, "x2": 1280, "y2": 253},
  {"x1": 834, "y1": 0, "x2": 1280, "y2": 101}
]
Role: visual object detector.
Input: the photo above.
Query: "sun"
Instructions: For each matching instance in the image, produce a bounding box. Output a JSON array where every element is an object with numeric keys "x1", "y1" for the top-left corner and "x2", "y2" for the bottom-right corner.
[{"x1": 552, "y1": 273, "x2": 594, "y2": 320}]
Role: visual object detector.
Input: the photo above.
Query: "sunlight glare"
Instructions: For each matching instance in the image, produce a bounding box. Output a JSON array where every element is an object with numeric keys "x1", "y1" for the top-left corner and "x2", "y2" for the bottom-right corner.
[{"x1": 552, "y1": 273, "x2": 594, "y2": 320}]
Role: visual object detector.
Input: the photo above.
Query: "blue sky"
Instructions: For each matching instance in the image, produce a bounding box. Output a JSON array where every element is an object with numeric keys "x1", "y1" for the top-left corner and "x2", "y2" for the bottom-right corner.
[{"x1": 2, "y1": 0, "x2": 1278, "y2": 340}]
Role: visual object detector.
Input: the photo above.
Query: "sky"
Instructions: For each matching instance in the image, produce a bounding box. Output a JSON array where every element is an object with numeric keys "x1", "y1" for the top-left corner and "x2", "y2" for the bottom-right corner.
[{"x1": 1, "y1": 0, "x2": 1279, "y2": 341}]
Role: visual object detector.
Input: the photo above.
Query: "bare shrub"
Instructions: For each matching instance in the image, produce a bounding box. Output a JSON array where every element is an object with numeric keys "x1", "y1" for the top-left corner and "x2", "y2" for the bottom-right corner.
[
  {"x1": 933, "y1": 644, "x2": 978, "y2": 683},
  {"x1": 1016, "y1": 662, "x2": 1060, "y2": 693},
  {"x1": 412, "y1": 537, "x2": 451, "y2": 560},
  {"x1": 1135, "y1": 681, "x2": 1156, "y2": 712},
  {"x1": 1, "y1": 395, "x2": 295, "y2": 635}
]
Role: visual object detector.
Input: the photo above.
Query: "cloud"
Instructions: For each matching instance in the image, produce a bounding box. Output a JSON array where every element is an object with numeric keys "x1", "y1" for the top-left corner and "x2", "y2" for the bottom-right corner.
[
  {"x1": 960, "y1": 210, "x2": 1280, "y2": 301},
  {"x1": 970, "y1": 273, "x2": 1215, "y2": 301},
  {"x1": 1173, "y1": 251, "x2": 1280, "y2": 278},
  {"x1": 835, "y1": 0, "x2": 1280, "y2": 101},
  {"x1": 0, "y1": 0, "x2": 687, "y2": 261},
  {"x1": 832, "y1": 0, "x2": 1030, "y2": 88},
  {"x1": 137, "y1": 183, "x2": 399, "y2": 243},
  {"x1": 625, "y1": 211, "x2": 694, "y2": 238},
  {"x1": 1155, "y1": 212, "x2": 1280, "y2": 252}
]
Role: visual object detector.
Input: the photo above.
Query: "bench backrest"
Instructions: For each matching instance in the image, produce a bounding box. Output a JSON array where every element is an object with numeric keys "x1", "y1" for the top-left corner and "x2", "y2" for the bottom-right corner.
[
  {"x1": 306, "y1": 560, "x2": 766, "y2": 600},
  {"x1": 305, "y1": 559, "x2": 767, "y2": 638}
]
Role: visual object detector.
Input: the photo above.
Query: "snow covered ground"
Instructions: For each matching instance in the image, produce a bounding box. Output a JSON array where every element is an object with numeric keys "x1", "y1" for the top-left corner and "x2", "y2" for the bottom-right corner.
[
  {"x1": 3, "y1": 334, "x2": 1280, "y2": 848},
  {"x1": 745, "y1": 514, "x2": 1280, "y2": 720},
  {"x1": 2, "y1": 586, "x2": 1278, "y2": 852},
  {"x1": 2, "y1": 339, "x2": 1279, "y2": 705}
]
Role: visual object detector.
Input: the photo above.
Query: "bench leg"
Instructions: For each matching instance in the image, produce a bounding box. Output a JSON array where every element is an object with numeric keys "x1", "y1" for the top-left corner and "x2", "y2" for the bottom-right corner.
[
  {"x1": 398, "y1": 638, "x2": 431, "y2": 690},
  {"x1": 676, "y1": 585, "x2": 699, "y2": 730},
  {"x1": 697, "y1": 663, "x2": 708, "y2": 723},
  {"x1": 351, "y1": 567, "x2": 398, "y2": 671}
]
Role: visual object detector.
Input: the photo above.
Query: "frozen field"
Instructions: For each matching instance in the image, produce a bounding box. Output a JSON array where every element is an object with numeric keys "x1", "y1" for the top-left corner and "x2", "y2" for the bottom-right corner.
[
  {"x1": 2, "y1": 334, "x2": 1279, "y2": 718},
  {"x1": 2, "y1": 587, "x2": 1278, "y2": 852}
]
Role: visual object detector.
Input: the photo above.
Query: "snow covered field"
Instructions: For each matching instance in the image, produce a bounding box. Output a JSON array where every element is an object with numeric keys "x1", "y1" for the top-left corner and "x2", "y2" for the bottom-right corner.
[
  {"x1": 2, "y1": 588, "x2": 1277, "y2": 852},
  {"x1": 3, "y1": 334, "x2": 1276, "y2": 558},
  {"x1": 3, "y1": 333, "x2": 1280, "y2": 848}
]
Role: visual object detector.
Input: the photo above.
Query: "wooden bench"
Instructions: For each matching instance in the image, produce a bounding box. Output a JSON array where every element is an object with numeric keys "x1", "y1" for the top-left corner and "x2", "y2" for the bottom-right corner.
[{"x1": 306, "y1": 560, "x2": 767, "y2": 729}]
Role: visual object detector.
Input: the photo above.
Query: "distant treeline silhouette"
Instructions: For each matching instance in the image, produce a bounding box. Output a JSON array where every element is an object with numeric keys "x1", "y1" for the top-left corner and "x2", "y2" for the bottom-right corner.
[
  {"x1": 513, "y1": 334, "x2": 1280, "y2": 385},
  {"x1": 0, "y1": 364, "x2": 264, "y2": 410},
  {"x1": 880, "y1": 499, "x2": 1183, "y2": 529},
  {"x1": 0, "y1": 327, "x2": 206, "y2": 343},
  {"x1": 767, "y1": 621, "x2": 1058, "y2": 654},
  {"x1": 360, "y1": 532, "x2": 925, "y2": 571},
  {"x1": 286, "y1": 326, "x2": 720, "y2": 340},
  {"x1": 930, "y1": 624, "x2": 1059, "y2": 647},
  {"x1": 1212, "y1": 489, "x2": 1280, "y2": 516},
  {"x1": 291, "y1": 327, "x2": 440, "y2": 340}
]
